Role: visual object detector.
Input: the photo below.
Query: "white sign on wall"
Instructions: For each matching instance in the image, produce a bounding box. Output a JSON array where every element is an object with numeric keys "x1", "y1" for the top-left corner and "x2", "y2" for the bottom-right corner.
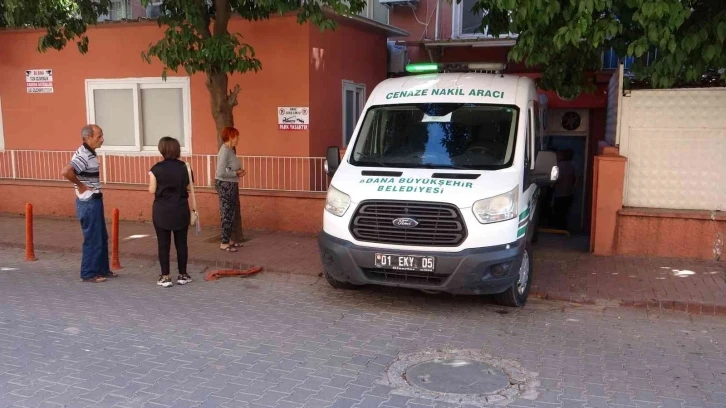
[
  {"x1": 26, "y1": 69, "x2": 54, "y2": 94},
  {"x1": 277, "y1": 107, "x2": 309, "y2": 131}
]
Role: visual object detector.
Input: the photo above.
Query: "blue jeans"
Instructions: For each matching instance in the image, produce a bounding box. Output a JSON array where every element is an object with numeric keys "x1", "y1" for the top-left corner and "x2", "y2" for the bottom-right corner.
[{"x1": 75, "y1": 198, "x2": 110, "y2": 280}]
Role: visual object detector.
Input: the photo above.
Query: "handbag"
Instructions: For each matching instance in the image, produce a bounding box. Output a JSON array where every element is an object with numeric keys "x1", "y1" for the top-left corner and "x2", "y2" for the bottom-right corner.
[{"x1": 185, "y1": 161, "x2": 199, "y2": 227}]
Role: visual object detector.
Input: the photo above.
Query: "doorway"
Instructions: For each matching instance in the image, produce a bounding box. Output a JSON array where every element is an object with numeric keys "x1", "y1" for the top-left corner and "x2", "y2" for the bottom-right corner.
[{"x1": 537, "y1": 133, "x2": 588, "y2": 235}]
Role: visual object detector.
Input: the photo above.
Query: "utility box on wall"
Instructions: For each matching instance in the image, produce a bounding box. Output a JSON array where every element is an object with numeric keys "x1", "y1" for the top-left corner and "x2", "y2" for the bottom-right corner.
[
  {"x1": 379, "y1": 0, "x2": 419, "y2": 9},
  {"x1": 387, "y1": 41, "x2": 408, "y2": 75}
]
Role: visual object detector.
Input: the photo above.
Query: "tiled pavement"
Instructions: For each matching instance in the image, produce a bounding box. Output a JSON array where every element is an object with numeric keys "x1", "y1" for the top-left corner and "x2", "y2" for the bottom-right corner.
[
  {"x1": 0, "y1": 215, "x2": 321, "y2": 275},
  {"x1": 0, "y1": 214, "x2": 724, "y2": 315},
  {"x1": 0, "y1": 247, "x2": 725, "y2": 408}
]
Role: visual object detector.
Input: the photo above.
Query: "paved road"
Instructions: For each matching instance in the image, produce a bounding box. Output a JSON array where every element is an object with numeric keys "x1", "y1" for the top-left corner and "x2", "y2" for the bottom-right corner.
[{"x1": 0, "y1": 248, "x2": 725, "y2": 408}]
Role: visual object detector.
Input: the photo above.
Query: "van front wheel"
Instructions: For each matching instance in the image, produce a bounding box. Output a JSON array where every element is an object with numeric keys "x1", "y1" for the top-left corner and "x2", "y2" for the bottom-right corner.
[{"x1": 494, "y1": 244, "x2": 533, "y2": 307}]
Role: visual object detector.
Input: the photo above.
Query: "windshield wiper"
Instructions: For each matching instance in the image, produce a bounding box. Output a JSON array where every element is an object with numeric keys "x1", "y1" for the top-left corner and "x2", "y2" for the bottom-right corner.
[
  {"x1": 395, "y1": 163, "x2": 470, "y2": 170},
  {"x1": 355, "y1": 157, "x2": 471, "y2": 170},
  {"x1": 354, "y1": 158, "x2": 389, "y2": 167}
]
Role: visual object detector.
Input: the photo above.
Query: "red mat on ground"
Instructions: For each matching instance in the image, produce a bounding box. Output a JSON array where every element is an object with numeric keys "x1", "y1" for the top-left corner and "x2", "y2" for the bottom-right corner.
[{"x1": 204, "y1": 266, "x2": 264, "y2": 281}]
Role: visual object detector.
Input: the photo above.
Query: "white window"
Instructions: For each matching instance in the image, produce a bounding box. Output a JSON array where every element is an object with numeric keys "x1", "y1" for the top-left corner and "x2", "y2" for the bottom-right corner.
[
  {"x1": 85, "y1": 77, "x2": 192, "y2": 153},
  {"x1": 147, "y1": 1, "x2": 164, "y2": 18},
  {"x1": 357, "y1": 0, "x2": 389, "y2": 25},
  {"x1": 342, "y1": 81, "x2": 366, "y2": 146},
  {"x1": 98, "y1": 0, "x2": 130, "y2": 22},
  {"x1": 452, "y1": 0, "x2": 518, "y2": 40}
]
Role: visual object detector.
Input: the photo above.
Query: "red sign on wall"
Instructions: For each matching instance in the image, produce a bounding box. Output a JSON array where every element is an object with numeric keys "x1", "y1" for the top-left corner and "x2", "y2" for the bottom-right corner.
[{"x1": 277, "y1": 107, "x2": 309, "y2": 131}]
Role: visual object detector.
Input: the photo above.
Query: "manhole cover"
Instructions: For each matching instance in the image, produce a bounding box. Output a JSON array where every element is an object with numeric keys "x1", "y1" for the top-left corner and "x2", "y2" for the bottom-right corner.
[
  {"x1": 379, "y1": 349, "x2": 540, "y2": 406},
  {"x1": 406, "y1": 359, "x2": 510, "y2": 394}
]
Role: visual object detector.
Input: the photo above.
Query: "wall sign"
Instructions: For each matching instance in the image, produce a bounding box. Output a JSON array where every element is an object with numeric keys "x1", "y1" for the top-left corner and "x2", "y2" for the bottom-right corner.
[
  {"x1": 277, "y1": 107, "x2": 309, "y2": 131},
  {"x1": 26, "y1": 69, "x2": 54, "y2": 94}
]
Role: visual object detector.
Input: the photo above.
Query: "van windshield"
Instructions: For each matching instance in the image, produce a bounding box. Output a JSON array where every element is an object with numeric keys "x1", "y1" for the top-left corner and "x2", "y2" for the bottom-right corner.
[{"x1": 350, "y1": 103, "x2": 519, "y2": 170}]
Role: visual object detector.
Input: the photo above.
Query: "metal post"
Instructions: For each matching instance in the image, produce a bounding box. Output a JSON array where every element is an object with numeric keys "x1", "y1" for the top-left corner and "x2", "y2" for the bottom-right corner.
[
  {"x1": 25, "y1": 203, "x2": 36, "y2": 261},
  {"x1": 111, "y1": 208, "x2": 122, "y2": 270},
  {"x1": 11, "y1": 150, "x2": 16, "y2": 179},
  {"x1": 206, "y1": 155, "x2": 212, "y2": 187},
  {"x1": 101, "y1": 152, "x2": 107, "y2": 184}
]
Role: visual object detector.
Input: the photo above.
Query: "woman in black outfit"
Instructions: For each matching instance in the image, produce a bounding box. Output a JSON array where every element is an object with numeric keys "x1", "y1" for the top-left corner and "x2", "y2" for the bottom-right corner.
[{"x1": 148, "y1": 137, "x2": 193, "y2": 288}]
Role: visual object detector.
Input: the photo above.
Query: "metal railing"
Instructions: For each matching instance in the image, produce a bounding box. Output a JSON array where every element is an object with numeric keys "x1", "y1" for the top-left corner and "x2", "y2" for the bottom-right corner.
[{"x1": 0, "y1": 150, "x2": 330, "y2": 193}]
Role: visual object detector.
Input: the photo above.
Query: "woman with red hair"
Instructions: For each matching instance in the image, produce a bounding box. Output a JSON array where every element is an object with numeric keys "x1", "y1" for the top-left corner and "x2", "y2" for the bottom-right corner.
[{"x1": 215, "y1": 127, "x2": 246, "y2": 251}]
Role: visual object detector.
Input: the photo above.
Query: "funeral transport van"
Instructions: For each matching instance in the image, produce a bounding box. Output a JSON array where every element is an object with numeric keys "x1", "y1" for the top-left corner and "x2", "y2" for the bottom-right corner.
[{"x1": 318, "y1": 62, "x2": 559, "y2": 307}]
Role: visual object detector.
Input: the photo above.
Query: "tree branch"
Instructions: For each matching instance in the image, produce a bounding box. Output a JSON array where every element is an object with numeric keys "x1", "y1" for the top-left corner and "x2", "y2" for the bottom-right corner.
[
  {"x1": 228, "y1": 84, "x2": 241, "y2": 108},
  {"x1": 214, "y1": 0, "x2": 231, "y2": 36},
  {"x1": 196, "y1": 0, "x2": 212, "y2": 39}
]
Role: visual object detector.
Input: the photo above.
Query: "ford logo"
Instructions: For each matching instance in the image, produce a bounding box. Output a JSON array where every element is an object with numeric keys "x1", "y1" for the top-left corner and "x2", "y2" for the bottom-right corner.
[{"x1": 392, "y1": 217, "x2": 419, "y2": 228}]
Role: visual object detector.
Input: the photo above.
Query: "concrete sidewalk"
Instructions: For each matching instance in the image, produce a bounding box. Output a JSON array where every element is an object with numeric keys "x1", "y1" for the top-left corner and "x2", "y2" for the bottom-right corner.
[{"x1": 1, "y1": 213, "x2": 724, "y2": 315}]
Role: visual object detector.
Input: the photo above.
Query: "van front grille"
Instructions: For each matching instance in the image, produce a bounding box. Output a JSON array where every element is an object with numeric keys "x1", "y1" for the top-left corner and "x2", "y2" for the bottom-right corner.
[
  {"x1": 362, "y1": 268, "x2": 445, "y2": 286},
  {"x1": 349, "y1": 200, "x2": 466, "y2": 247}
]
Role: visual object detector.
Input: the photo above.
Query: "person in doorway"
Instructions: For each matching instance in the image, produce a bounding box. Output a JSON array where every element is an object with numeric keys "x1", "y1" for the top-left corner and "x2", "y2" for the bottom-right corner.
[
  {"x1": 215, "y1": 127, "x2": 246, "y2": 252},
  {"x1": 60, "y1": 124, "x2": 117, "y2": 283},
  {"x1": 552, "y1": 148, "x2": 577, "y2": 231},
  {"x1": 148, "y1": 137, "x2": 193, "y2": 288}
]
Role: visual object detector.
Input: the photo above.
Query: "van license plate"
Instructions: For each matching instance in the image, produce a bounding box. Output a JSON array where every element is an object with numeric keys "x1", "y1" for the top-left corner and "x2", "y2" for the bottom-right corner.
[{"x1": 375, "y1": 253, "x2": 435, "y2": 272}]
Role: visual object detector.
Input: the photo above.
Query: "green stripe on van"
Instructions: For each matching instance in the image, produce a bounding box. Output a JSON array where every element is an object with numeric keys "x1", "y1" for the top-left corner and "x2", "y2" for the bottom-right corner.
[
  {"x1": 519, "y1": 207, "x2": 530, "y2": 221},
  {"x1": 517, "y1": 225, "x2": 527, "y2": 238}
]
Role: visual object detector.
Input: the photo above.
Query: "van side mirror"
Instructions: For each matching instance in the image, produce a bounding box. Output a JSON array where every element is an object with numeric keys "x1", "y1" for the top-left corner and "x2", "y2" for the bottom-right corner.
[
  {"x1": 532, "y1": 150, "x2": 559, "y2": 186},
  {"x1": 325, "y1": 146, "x2": 341, "y2": 177}
]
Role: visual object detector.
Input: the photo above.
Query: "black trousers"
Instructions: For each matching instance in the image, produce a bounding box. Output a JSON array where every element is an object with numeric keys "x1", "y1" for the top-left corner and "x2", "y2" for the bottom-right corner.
[
  {"x1": 215, "y1": 180, "x2": 241, "y2": 244},
  {"x1": 154, "y1": 225, "x2": 188, "y2": 276},
  {"x1": 553, "y1": 195, "x2": 574, "y2": 231}
]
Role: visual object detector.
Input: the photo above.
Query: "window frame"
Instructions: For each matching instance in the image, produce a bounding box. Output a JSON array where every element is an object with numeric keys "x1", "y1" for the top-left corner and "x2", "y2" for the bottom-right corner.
[
  {"x1": 526, "y1": 107, "x2": 532, "y2": 169},
  {"x1": 451, "y1": 1, "x2": 518, "y2": 41},
  {"x1": 106, "y1": 0, "x2": 128, "y2": 21},
  {"x1": 348, "y1": 103, "x2": 522, "y2": 171},
  {"x1": 357, "y1": 0, "x2": 389, "y2": 25},
  {"x1": 342, "y1": 80, "x2": 366, "y2": 147},
  {"x1": 85, "y1": 77, "x2": 192, "y2": 154}
]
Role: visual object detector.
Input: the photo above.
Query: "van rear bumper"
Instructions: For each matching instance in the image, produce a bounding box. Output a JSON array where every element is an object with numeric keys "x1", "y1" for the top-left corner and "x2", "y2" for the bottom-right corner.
[{"x1": 317, "y1": 232, "x2": 525, "y2": 295}]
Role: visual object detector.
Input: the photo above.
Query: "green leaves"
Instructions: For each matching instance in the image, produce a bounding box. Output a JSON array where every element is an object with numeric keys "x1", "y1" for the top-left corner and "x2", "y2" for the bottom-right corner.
[
  {"x1": 5, "y1": 0, "x2": 368, "y2": 139},
  {"x1": 702, "y1": 44, "x2": 717, "y2": 62},
  {"x1": 4, "y1": 0, "x2": 366, "y2": 71},
  {"x1": 717, "y1": 21, "x2": 726, "y2": 44},
  {"x1": 3, "y1": 0, "x2": 110, "y2": 54},
  {"x1": 470, "y1": 0, "x2": 726, "y2": 95},
  {"x1": 137, "y1": 0, "x2": 367, "y2": 80}
]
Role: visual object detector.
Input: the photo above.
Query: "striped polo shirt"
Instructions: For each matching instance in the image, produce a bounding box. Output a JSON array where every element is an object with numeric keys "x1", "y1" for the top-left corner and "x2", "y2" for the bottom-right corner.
[{"x1": 69, "y1": 143, "x2": 102, "y2": 199}]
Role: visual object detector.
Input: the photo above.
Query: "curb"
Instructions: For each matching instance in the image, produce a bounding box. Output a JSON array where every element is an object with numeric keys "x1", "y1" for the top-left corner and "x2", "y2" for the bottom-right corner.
[
  {"x1": 3, "y1": 242, "x2": 724, "y2": 317},
  {"x1": 0, "y1": 241, "x2": 322, "y2": 277},
  {"x1": 530, "y1": 290, "x2": 726, "y2": 317}
]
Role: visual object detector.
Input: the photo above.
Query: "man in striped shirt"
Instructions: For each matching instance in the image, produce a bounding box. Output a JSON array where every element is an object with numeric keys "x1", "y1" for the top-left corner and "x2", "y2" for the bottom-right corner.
[{"x1": 61, "y1": 124, "x2": 117, "y2": 283}]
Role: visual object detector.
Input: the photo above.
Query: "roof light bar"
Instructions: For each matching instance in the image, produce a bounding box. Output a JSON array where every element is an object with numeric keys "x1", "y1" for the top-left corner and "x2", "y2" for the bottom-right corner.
[
  {"x1": 467, "y1": 62, "x2": 507, "y2": 71},
  {"x1": 405, "y1": 63, "x2": 439, "y2": 73},
  {"x1": 404, "y1": 62, "x2": 507, "y2": 74}
]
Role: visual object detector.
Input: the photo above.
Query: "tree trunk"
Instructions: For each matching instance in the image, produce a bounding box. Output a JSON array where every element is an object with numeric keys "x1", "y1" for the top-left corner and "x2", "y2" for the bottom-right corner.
[
  {"x1": 206, "y1": 71, "x2": 234, "y2": 147},
  {"x1": 206, "y1": 70, "x2": 245, "y2": 242}
]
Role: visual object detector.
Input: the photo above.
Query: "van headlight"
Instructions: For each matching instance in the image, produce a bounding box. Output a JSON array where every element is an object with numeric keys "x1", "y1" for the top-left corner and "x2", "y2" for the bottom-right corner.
[
  {"x1": 472, "y1": 187, "x2": 519, "y2": 224},
  {"x1": 325, "y1": 185, "x2": 351, "y2": 217}
]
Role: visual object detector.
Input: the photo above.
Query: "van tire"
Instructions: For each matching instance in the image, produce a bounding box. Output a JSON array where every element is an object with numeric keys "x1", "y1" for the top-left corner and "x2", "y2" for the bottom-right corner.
[
  {"x1": 494, "y1": 243, "x2": 533, "y2": 307},
  {"x1": 323, "y1": 269, "x2": 358, "y2": 290}
]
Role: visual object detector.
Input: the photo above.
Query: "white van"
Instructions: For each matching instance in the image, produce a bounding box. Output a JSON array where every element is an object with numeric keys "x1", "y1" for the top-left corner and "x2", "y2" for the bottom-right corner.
[{"x1": 319, "y1": 62, "x2": 559, "y2": 307}]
